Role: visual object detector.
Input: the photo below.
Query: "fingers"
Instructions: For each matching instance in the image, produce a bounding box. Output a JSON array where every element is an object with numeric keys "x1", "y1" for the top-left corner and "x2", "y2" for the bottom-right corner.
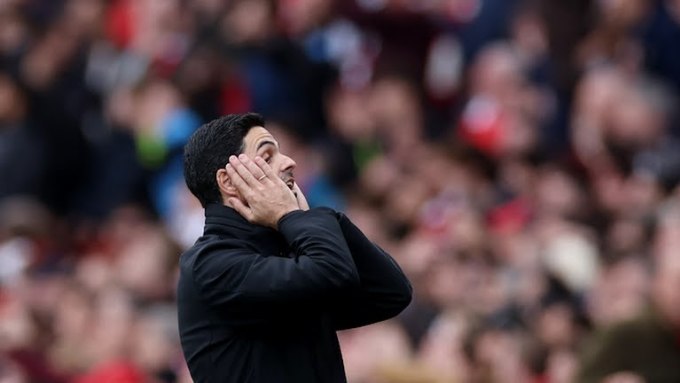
[
  {"x1": 254, "y1": 156, "x2": 279, "y2": 181},
  {"x1": 238, "y1": 154, "x2": 268, "y2": 182},
  {"x1": 228, "y1": 155, "x2": 260, "y2": 186},
  {"x1": 225, "y1": 162, "x2": 249, "y2": 193},
  {"x1": 225, "y1": 161, "x2": 258, "y2": 205},
  {"x1": 292, "y1": 183, "x2": 310, "y2": 211}
]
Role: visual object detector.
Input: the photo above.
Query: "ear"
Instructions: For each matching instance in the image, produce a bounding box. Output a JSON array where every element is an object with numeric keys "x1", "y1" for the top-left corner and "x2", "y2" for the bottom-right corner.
[{"x1": 216, "y1": 168, "x2": 239, "y2": 199}]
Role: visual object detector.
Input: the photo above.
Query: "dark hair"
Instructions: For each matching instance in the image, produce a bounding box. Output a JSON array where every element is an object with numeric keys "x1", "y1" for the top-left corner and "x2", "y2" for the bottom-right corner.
[{"x1": 183, "y1": 113, "x2": 265, "y2": 207}]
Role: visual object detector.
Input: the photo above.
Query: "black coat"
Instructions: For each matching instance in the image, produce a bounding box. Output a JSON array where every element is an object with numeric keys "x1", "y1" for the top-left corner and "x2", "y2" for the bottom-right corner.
[{"x1": 177, "y1": 204, "x2": 412, "y2": 383}]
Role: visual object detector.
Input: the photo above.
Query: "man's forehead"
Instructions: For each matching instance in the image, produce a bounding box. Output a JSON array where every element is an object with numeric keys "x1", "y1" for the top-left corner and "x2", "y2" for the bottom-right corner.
[{"x1": 244, "y1": 126, "x2": 278, "y2": 149}]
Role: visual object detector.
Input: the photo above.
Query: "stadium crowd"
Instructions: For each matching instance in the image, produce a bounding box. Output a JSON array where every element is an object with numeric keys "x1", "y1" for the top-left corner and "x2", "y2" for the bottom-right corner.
[{"x1": 1, "y1": 0, "x2": 680, "y2": 382}]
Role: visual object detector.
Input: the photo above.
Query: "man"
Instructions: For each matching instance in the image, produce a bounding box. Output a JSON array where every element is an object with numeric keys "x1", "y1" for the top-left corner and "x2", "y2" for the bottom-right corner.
[{"x1": 177, "y1": 113, "x2": 412, "y2": 382}]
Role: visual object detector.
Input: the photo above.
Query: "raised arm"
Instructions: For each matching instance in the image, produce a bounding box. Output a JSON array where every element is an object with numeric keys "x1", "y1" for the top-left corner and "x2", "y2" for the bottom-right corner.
[
  {"x1": 192, "y1": 208, "x2": 360, "y2": 326},
  {"x1": 330, "y1": 212, "x2": 412, "y2": 330}
]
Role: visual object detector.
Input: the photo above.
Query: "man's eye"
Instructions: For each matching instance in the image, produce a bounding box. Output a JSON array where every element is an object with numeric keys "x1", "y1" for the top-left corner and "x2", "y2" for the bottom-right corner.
[{"x1": 264, "y1": 156, "x2": 272, "y2": 164}]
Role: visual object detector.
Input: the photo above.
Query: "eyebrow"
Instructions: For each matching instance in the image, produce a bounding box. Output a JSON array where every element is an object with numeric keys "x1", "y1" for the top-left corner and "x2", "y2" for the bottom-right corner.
[{"x1": 256, "y1": 140, "x2": 278, "y2": 151}]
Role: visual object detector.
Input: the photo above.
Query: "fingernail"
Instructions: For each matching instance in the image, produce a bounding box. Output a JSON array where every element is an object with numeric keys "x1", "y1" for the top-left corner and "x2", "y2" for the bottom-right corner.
[
  {"x1": 239, "y1": 154, "x2": 247, "y2": 161},
  {"x1": 229, "y1": 155, "x2": 237, "y2": 161}
]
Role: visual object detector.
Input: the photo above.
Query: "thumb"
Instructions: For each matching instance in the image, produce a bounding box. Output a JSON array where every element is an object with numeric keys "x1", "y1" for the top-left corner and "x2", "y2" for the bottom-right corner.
[{"x1": 229, "y1": 198, "x2": 254, "y2": 222}]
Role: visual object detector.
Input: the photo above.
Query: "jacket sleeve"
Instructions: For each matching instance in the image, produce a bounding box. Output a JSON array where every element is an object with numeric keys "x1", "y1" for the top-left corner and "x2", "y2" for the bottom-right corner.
[
  {"x1": 192, "y1": 208, "x2": 360, "y2": 325},
  {"x1": 329, "y1": 211, "x2": 413, "y2": 330}
]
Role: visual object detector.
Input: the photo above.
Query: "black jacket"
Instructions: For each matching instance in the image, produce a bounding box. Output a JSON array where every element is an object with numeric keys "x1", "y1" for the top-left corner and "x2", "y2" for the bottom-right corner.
[{"x1": 177, "y1": 204, "x2": 412, "y2": 383}]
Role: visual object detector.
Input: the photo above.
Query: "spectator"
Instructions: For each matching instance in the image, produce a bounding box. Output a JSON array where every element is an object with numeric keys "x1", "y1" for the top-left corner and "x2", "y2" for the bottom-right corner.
[{"x1": 577, "y1": 207, "x2": 680, "y2": 382}]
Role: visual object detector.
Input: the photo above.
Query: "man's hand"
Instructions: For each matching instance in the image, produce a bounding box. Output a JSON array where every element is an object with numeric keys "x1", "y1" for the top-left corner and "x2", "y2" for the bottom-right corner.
[
  {"x1": 292, "y1": 182, "x2": 310, "y2": 211},
  {"x1": 225, "y1": 154, "x2": 299, "y2": 229}
]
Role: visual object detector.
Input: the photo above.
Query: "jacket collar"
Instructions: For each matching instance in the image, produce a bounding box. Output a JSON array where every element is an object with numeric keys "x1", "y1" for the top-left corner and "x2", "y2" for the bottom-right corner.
[{"x1": 203, "y1": 203, "x2": 288, "y2": 255}]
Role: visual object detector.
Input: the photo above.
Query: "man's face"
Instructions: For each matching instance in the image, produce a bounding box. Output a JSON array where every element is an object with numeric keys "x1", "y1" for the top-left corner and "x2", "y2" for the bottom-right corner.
[{"x1": 241, "y1": 126, "x2": 297, "y2": 190}]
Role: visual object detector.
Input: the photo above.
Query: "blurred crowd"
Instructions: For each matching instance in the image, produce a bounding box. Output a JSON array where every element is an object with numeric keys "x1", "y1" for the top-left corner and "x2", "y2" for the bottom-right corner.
[{"x1": 1, "y1": 0, "x2": 680, "y2": 382}]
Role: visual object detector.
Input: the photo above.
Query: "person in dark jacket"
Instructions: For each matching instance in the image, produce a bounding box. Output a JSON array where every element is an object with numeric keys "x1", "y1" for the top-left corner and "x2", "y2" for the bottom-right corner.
[{"x1": 177, "y1": 113, "x2": 413, "y2": 383}]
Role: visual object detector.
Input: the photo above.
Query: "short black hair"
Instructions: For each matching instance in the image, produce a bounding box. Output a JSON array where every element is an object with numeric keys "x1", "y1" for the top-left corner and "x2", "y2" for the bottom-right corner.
[{"x1": 183, "y1": 113, "x2": 265, "y2": 207}]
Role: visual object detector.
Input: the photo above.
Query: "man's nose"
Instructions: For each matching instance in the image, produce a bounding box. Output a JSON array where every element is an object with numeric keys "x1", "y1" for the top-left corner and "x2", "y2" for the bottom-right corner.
[{"x1": 281, "y1": 155, "x2": 296, "y2": 172}]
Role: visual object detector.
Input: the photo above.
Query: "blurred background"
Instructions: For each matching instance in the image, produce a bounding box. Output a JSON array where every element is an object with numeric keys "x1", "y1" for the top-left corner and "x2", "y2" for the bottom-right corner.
[{"x1": 1, "y1": 0, "x2": 680, "y2": 382}]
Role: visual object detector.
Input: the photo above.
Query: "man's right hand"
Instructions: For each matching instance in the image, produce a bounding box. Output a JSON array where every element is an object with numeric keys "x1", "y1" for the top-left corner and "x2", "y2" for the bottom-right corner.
[
  {"x1": 292, "y1": 182, "x2": 310, "y2": 211},
  {"x1": 225, "y1": 154, "x2": 300, "y2": 229}
]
